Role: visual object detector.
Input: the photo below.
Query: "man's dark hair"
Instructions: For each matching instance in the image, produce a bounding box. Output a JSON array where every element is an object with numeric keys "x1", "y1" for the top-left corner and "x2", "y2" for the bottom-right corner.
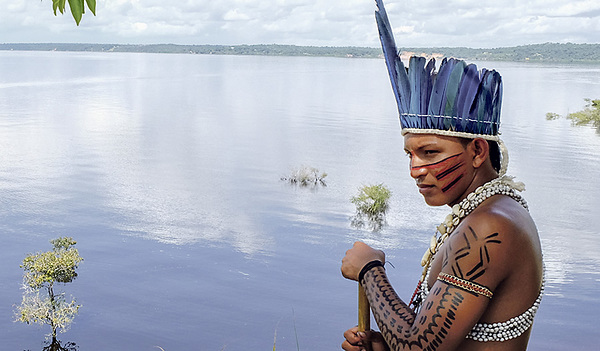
[{"x1": 488, "y1": 140, "x2": 501, "y2": 173}]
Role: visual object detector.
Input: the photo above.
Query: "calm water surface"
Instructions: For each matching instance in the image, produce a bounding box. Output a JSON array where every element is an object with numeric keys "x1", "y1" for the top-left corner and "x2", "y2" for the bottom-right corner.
[{"x1": 0, "y1": 51, "x2": 599, "y2": 350}]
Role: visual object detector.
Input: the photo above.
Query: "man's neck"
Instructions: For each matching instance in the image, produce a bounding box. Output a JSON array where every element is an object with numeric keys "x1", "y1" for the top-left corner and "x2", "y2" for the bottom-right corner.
[{"x1": 449, "y1": 168, "x2": 499, "y2": 207}]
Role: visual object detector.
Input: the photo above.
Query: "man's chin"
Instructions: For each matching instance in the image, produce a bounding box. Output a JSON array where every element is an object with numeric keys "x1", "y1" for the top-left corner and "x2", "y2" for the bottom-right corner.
[{"x1": 421, "y1": 195, "x2": 447, "y2": 207}]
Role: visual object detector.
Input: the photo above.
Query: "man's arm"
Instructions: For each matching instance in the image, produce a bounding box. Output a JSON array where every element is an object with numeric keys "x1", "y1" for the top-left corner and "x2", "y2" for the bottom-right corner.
[
  {"x1": 362, "y1": 265, "x2": 490, "y2": 351},
  {"x1": 354, "y1": 216, "x2": 511, "y2": 351}
]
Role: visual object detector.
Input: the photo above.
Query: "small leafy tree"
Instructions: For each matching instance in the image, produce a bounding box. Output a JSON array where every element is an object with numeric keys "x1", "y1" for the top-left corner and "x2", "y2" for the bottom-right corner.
[
  {"x1": 350, "y1": 184, "x2": 391, "y2": 231},
  {"x1": 48, "y1": 0, "x2": 97, "y2": 25},
  {"x1": 16, "y1": 237, "x2": 83, "y2": 344}
]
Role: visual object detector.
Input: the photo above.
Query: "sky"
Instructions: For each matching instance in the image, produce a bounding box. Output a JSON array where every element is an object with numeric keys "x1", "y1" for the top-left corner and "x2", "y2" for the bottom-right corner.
[{"x1": 1, "y1": 0, "x2": 600, "y2": 48}]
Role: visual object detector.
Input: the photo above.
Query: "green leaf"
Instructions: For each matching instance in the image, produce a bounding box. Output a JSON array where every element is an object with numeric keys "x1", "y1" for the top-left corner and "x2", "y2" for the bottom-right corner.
[
  {"x1": 68, "y1": 0, "x2": 84, "y2": 25},
  {"x1": 52, "y1": 0, "x2": 60, "y2": 15},
  {"x1": 59, "y1": 0, "x2": 67, "y2": 14},
  {"x1": 86, "y1": 0, "x2": 97, "y2": 16}
]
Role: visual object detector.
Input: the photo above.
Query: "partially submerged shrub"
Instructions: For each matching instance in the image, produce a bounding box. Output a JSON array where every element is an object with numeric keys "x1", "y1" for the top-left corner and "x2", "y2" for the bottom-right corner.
[
  {"x1": 281, "y1": 166, "x2": 327, "y2": 187},
  {"x1": 16, "y1": 237, "x2": 83, "y2": 344},
  {"x1": 566, "y1": 98, "x2": 600, "y2": 129},
  {"x1": 351, "y1": 184, "x2": 391, "y2": 231},
  {"x1": 547, "y1": 98, "x2": 600, "y2": 132}
]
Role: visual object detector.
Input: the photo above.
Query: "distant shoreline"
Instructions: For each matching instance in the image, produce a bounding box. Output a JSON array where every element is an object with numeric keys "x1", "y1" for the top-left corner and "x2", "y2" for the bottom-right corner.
[{"x1": 1, "y1": 42, "x2": 600, "y2": 63}]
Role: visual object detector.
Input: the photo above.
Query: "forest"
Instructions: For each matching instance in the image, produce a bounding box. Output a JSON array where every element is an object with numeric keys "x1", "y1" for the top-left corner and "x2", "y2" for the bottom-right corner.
[{"x1": 1, "y1": 42, "x2": 600, "y2": 63}]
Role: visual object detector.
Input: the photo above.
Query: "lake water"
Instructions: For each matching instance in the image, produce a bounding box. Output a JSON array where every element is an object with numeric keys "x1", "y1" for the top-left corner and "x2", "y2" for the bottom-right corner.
[{"x1": 0, "y1": 51, "x2": 599, "y2": 350}]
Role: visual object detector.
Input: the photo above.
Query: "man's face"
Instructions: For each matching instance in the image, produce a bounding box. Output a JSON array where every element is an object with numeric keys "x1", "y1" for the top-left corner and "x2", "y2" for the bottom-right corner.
[{"x1": 403, "y1": 133, "x2": 474, "y2": 207}]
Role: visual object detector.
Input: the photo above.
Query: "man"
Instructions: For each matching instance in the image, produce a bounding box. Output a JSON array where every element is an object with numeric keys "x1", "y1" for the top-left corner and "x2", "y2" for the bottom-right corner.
[{"x1": 340, "y1": 1, "x2": 544, "y2": 350}]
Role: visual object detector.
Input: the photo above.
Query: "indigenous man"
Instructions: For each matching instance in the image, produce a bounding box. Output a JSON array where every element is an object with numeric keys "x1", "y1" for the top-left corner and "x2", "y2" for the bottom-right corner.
[{"x1": 340, "y1": 1, "x2": 544, "y2": 350}]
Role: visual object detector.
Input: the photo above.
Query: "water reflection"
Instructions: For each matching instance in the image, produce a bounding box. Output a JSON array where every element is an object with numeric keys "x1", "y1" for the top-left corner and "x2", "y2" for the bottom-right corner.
[
  {"x1": 41, "y1": 339, "x2": 78, "y2": 351},
  {"x1": 22, "y1": 338, "x2": 78, "y2": 351},
  {"x1": 350, "y1": 213, "x2": 387, "y2": 231},
  {"x1": 1, "y1": 52, "x2": 600, "y2": 349}
]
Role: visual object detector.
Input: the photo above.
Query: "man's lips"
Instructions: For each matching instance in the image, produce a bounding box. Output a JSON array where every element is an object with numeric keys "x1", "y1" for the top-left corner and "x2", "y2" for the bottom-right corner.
[{"x1": 417, "y1": 183, "x2": 435, "y2": 194}]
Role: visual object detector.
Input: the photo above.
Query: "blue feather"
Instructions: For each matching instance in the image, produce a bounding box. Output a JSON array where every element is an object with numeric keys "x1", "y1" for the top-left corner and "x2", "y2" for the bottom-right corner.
[
  {"x1": 423, "y1": 58, "x2": 436, "y2": 128},
  {"x1": 491, "y1": 71, "x2": 502, "y2": 135},
  {"x1": 408, "y1": 56, "x2": 426, "y2": 114},
  {"x1": 375, "y1": 0, "x2": 410, "y2": 114},
  {"x1": 465, "y1": 70, "x2": 483, "y2": 134},
  {"x1": 470, "y1": 70, "x2": 494, "y2": 134},
  {"x1": 421, "y1": 58, "x2": 435, "y2": 114},
  {"x1": 454, "y1": 63, "x2": 480, "y2": 132},
  {"x1": 477, "y1": 70, "x2": 502, "y2": 135},
  {"x1": 428, "y1": 58, "x2": 456, "y2": 128}
]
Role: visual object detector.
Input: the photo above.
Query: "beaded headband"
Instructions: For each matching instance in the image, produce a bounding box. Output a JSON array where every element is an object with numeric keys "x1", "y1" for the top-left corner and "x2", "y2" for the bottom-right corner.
[{"x1": 374, "y1": 0, "x2": 502, "y2": 142}]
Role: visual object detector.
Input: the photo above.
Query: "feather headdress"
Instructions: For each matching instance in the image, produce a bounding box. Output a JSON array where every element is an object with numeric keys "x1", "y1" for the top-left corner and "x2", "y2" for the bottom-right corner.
[{"x1": 375, "y1": 0, "x2": 502, "y2": 142}]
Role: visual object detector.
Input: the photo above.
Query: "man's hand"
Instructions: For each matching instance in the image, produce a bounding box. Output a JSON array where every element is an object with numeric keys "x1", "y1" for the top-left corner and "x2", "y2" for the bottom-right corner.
[
  {"x1": 341, "y1": 241, "x2": 385, "y2": 281},
  {"x1": 342, "y1": 326, "x2": 390, "y2": 351}
]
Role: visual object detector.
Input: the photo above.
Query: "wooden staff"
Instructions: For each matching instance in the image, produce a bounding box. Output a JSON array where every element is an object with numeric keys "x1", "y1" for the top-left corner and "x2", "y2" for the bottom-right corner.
[{"x1": 358, "y1": 284, "x2": 373, "y2": 351}]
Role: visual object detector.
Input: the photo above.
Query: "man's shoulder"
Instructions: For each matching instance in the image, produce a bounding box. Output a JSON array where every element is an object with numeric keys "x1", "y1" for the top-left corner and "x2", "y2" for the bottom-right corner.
[
  {"x1": 460, "y1": 195, "x2": 532, "y2": 239},
  {"x1": 443, "y1": 196, "x2": 535, "y2": 282}
]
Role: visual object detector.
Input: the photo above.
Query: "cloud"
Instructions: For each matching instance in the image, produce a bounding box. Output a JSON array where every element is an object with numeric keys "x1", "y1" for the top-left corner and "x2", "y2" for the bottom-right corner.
[
  {"x1": 548, "y1": 0, "x2": 600, "y2": 17},
  {"x1": 223, "y1": 9, "x2": 251, "y2": 21},
  {"x1": 378, "y1": 0, "x2": 600, "y2": 47},
  {"x1": 0, "y1": 0, "x2": 599, "y2": 47}
]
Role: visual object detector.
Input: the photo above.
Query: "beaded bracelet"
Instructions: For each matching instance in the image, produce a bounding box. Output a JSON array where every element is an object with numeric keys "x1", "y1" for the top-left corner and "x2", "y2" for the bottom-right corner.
[{"x1": 358, "y1": 260, "x2": 384, "y2": 283}]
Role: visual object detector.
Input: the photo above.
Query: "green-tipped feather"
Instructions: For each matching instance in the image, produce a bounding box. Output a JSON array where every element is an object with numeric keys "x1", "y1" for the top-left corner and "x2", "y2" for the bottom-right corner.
[{"x1": 444, "y1": 60, "x2": 467, "y2": 129}]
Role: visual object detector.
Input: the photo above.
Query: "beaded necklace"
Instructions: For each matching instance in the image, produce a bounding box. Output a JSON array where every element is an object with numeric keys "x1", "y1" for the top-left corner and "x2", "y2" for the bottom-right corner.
[{"x1": 409, "y1": 175, "x2": 528, "y2": 310}]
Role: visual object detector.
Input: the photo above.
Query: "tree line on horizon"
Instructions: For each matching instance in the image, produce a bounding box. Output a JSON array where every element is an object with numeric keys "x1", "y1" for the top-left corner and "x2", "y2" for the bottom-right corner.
[{"x1": 1, "y1": 42, "x2": 600, "y2": 63}]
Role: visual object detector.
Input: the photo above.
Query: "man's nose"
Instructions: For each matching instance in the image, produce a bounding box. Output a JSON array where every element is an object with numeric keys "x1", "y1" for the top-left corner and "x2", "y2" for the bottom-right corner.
[{"x1": 410, "y1": 161, "x2": 428, "y2": 179}]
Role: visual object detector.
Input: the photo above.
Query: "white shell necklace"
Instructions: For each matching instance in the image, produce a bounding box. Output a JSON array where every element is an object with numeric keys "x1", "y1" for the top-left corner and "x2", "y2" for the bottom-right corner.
[{"x1": 411, "y1": 175, "x2": 528, "y2": 309}]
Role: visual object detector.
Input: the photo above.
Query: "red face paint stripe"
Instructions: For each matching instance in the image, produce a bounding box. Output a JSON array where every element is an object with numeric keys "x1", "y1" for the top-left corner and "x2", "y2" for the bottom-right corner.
[
  {"x1": 442, "y1": 173, "x2": 464, "y2": 192},
  {"x1": 411, "y1": 153, "x2": 463, "y2": 170},
  {"x1": 436, "y1": 162, "x2": 465, "y2": 180}
]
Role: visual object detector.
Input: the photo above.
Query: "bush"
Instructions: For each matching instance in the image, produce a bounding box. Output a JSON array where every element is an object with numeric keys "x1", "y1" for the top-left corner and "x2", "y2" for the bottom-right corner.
[
  {"x1": 547, "y1": 98, "x2": 600, "y2": 132},
  {"x1": 351, "y1": 184, "x2": 391, "y2": 231},
  {"x1": 281, "y1": 166, "x2": 327, "y2": 187},
  {"x1": 566, "y1": 98, "x2": 600, "y2": 129}
]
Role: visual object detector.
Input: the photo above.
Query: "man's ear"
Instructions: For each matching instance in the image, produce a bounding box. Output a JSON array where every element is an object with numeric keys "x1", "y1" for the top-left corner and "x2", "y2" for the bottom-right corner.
[{"x1": 468, "y1": 138, "x2": 490, "y2": 168}]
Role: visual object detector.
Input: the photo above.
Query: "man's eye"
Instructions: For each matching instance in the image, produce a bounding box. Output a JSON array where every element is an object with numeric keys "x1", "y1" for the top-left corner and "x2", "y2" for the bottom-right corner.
[{"x1": 424, "y1": 150, "x2": 439, "y2": 155}]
